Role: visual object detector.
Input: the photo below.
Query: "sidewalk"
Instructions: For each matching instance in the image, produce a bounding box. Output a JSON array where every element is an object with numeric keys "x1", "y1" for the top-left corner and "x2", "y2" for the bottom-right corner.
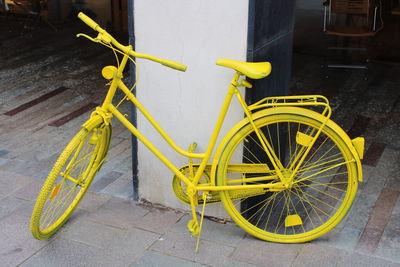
[{"x1": 1, "y1": 170, "x2": 399, "y2": 267}]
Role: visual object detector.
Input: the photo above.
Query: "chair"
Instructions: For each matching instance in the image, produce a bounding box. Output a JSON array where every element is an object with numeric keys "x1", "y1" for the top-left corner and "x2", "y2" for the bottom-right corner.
[
  {"x1": 323, "y1": 0, "x2": 383, "y2": 68},
  {"x1": 12, "y1": 0, "x2": 56, "y2": 31}
]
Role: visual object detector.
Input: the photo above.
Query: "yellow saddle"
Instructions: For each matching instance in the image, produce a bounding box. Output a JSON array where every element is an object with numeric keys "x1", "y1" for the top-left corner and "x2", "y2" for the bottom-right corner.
[{"x1": 216, "y1": 59, "x2": 272, "y2": 79}]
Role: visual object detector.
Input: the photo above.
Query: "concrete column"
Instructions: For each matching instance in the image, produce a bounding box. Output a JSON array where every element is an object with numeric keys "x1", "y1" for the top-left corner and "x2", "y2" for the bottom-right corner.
[{"x1": 134, "y1": 0, "x2": 249, "y2": 213}]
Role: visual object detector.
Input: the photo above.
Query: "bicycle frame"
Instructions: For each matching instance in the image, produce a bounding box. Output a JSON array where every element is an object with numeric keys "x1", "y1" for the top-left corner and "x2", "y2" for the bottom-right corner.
[{"x1": 97, "y1": 50, "x2": 287, "y2": 193}]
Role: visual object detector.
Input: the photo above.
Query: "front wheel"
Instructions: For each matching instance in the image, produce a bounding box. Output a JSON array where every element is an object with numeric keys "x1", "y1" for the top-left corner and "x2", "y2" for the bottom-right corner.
[
  {"x1": 217, "y1": 112, "x2": 358, "y2": 243},
  {"x1": 30, "y1": 122, "x2": 111, "y2": 239}
]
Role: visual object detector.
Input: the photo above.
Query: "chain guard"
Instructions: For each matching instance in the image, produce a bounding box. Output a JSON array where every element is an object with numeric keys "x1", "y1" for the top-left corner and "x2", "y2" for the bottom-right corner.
[{"x1": 172, "y1": 164, "x2": 220, "y2": 205}]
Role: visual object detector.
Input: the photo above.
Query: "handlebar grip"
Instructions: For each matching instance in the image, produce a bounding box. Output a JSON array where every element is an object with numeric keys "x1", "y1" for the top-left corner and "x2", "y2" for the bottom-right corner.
[
  {"x1": 160, "y1": 59, "x2": 187, "y2": 72},
  {"x1": 78, "y1": 12, "x2": 103, "y2": 32}
]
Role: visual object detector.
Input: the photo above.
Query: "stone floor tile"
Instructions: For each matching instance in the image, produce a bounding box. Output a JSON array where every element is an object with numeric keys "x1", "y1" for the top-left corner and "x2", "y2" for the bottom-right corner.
[
  {"x1": 61, "y1": 219, "x2": 124, "y2": 249},
  {"x1": 0, "y1": 205, "x2": 53, "y2": 266},
  {"x1": 341, "y1": 191, "x2": 379, "y2": 232},
  {"x1": 77, "y1": 191, "x2": 111, "y2": 212},
  {"x1": 90, "y1": 171, "x2": 124, "y2": 193},
  {"x1": 87, "y1": 197, "x2": 149, "y2": 229},
  {"x1": 0, "y1": 149, "x2": 10, "y2": 157},
  {"x1": 100, "y1": 176, "x2": 134, "y2": 199},
  {"x1": 171, "y1": 214, "x2": 246, "y2": 246},
  {"x1": 19, "y1": 238, "x2": 116, "y2": 267},
  {"x1": 374, "y1": 235, "x2": 400, "y2": 263},
  {"x1": 0, "y1": 170, "x2": 35, "y2": 198},
  {"x1": 373, "y1": 197, "x2": 400, "y2": 263},
  {"x1": 11, "y1": 178, "x2": 43, "y2": 201},
  {"x1": 292, "y1": 243, "x2": 347, "y2": 267},
  {"x1": 151, "y1": 231, "x2": 235, "y2": 267},
  {"x1": 0, "y1": 196, "x2": 30, "y2": 220},
  {"x1": 222, "y1": 258, "x2": 259, "y2": 267},
  {"x1": 231, "y1": 236, "x2": 302, "y2": 267},
  {"x1": 0, "y1": 159, "x2": 39, "y2": 179},
  {"x1": 130, "y1": 250, "x2": 207, "y2": 267},
  {"x1": 131, "y1": 209, "x2": 184, "y2": 234},
  {"x1": 94, "y1": 227, "x2": 160, "y2": 265},
  {"x1": 338, "y1": 252, "x2": 399, "y2": 267},
  {"x1": 0, "y1": 158, "x2": 8, "y2": 166},
  {"x1": 312, "y1": 225, "x2": 362, "y2": 251}
]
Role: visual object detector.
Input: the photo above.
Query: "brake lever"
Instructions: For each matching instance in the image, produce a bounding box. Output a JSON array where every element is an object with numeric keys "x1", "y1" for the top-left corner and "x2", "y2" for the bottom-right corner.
[{"x1": 76, "y1": 33, "x2": 100, "y2": 43}]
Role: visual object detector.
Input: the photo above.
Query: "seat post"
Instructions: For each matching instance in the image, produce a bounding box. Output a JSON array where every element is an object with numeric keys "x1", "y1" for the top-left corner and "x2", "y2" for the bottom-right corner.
[{"x1": 229, "y1": 72, "x2": 241, "y2": 93}]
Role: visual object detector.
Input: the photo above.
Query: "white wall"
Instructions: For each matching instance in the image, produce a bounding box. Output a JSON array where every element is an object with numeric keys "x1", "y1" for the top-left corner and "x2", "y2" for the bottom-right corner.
[{"x1": 134, "y1": 0, "x2": 249, "y2": 216}]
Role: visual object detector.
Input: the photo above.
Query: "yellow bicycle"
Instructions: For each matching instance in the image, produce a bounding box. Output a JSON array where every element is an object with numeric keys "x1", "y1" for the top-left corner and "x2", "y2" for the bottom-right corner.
[{"x1": 30, "y1": 13, "x2": 365, "y2": 249}]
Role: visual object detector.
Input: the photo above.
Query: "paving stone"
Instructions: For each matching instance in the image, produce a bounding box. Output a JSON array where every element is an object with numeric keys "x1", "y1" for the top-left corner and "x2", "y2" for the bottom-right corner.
[
  {"x1": 151, "y1": 231, "x2": 235, "y2": 267},
  {"x1": 341, "y1": 190, "x2": 379, "y2": 232},
  {"x1": 0, "y1": 170, "x2": 35, "y2": 198},
  {"x1": 0, "y1": 157, "x2": 8, "y2": 166},
  {"x1": 0, "y1": 149, "x2": 10, "y2": 157},
  {"x1": 0, "y1": 159, "x2": 40, "y2": 179},
  {"x1": 373, "y1": 196, "x2": 400, "y2": 263},
  {"x1": 0, "y1": 196, "x2": 30, "y2": 220},
  {"x1": 356, "y1": 188, "x2": 399, "y2": 254},
  {"x1": 0, "y1": 205, "x2": 53, "y2": 266},
  {"x1": 12, "y1": 178, "x2": 43, "y2": 201},
  {"x1": 222, "y1": 258, "x2": 259, "y2": 267},
  {"x1": 87, "y1": 197, "x2": 149, "y2": 229},
  {"x1": 292, "y1": 243, "x2": 347, "y2": 267},
  {"x1": 77, "y1": 191, "x2": 112, "y2": 212},
  {"x1": 338, "y1": 252, "x2": 399, "y2": 267},
  {"x1": 171, "y1": 214, "x2": 246, "y2": 246},
  {"x1": 63, "y1": 208, "x2": 89, "y2": 227},
  {"x1": 100, "y1": 176, "x2": 134, "y2": 199},
  {"x1": 131, "y1": 209, "x2": 184, "y2": 234},
  {"x1": 131, "y1": 250, "x2": 207, "y2": 267},
  {"x1": 19, "y1": 238, "x2": 118, "y2": 267},
  {"x1": 61, "y1": 219, "x2": 124, "y2": 249},
  {"x1": 90, "y1": 171, "x2": 124, "y2": 193},
  {"x1": 312, "y1": 225, "x2": 362, "y2": 251},
  {"x1": 383, "y1": 149, "x2": 400, "y2": 191},
  {"x1": 231, "y1": 236, "x2": 302, "y2": 267},
  {"x1": 92, "y1": 227, "x2": 161, "y2": 266}
]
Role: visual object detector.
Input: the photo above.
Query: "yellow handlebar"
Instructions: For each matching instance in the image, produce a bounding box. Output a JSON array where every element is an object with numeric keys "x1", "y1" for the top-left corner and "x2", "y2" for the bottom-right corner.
[
  {"x1": 78, "y1": 12, "x2": 104, "y2": 33},
  {"x1": 77, "y1": 12, "x2": 187, "y2": 72},
  {"x1": 160, "y1": 59, "x2": 187, "y2": 72}
]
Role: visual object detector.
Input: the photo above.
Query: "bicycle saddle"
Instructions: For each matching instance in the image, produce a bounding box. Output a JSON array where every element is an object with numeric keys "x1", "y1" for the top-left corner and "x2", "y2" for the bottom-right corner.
[{"x1": 216, "y1": 59, "x2": 272, "y2": 79}]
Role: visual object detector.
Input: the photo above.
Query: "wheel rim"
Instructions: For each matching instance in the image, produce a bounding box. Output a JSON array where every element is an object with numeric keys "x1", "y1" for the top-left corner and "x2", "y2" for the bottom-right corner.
[
  {"x1": 217, "y1": 115, "x2": 357, "y2": 242},
  {"x1": 38, "y1": 126, "x2": 108, "y2": 234}
]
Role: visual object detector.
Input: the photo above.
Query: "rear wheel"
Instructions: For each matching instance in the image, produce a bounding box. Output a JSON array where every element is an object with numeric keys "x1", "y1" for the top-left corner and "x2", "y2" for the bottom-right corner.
[
  {"x1": 217, "y1": 113, "x2": 358, "y2": 243},
  {"x1": 30, "y1": 123, "x2": 111, "y2": 239}
]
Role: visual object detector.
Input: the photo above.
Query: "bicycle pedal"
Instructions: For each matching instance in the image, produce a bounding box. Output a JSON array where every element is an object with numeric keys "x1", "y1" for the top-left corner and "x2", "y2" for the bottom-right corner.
[{"x1": 187, "y1": 219, "x2": 200, "y2": 236}]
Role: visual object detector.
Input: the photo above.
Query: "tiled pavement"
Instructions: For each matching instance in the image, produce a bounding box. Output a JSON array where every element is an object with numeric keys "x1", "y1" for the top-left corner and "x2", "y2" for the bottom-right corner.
[
  {"x1": 1, "y1": 169, "x2": 400, "y2": 267},
  {"x1": 0, "y1": 18, "x2": 134, "y2": 199}
]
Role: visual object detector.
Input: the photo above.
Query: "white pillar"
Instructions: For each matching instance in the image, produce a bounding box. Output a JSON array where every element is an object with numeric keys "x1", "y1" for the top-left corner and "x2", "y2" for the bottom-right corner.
[{"x1": 134, "y1": 0, "x2": 249, "y2": 215}]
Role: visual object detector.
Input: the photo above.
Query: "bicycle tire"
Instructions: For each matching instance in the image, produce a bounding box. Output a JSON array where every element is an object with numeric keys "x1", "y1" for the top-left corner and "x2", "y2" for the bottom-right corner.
[
  {"x1": 30, "y1": 122, "x2": 111, "y2": 239},
  {"x1": 216, "y1": 111, "x2": 358, "y2": 243}
]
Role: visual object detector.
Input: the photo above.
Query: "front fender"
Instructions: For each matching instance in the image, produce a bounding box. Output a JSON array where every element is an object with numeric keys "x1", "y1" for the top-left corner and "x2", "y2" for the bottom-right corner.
[
  {"x1": 81, "y1": 115, "x2": 105, "y2": 131},
  {"x1": 210, "y1": 107, "x2": 363, "y2": 185}
]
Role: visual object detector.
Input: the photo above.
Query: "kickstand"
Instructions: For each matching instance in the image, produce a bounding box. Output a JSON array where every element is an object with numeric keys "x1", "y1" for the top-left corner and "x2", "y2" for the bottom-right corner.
[{"x1": 195, "y1": 192, "x2": 208, "y2": 253}]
